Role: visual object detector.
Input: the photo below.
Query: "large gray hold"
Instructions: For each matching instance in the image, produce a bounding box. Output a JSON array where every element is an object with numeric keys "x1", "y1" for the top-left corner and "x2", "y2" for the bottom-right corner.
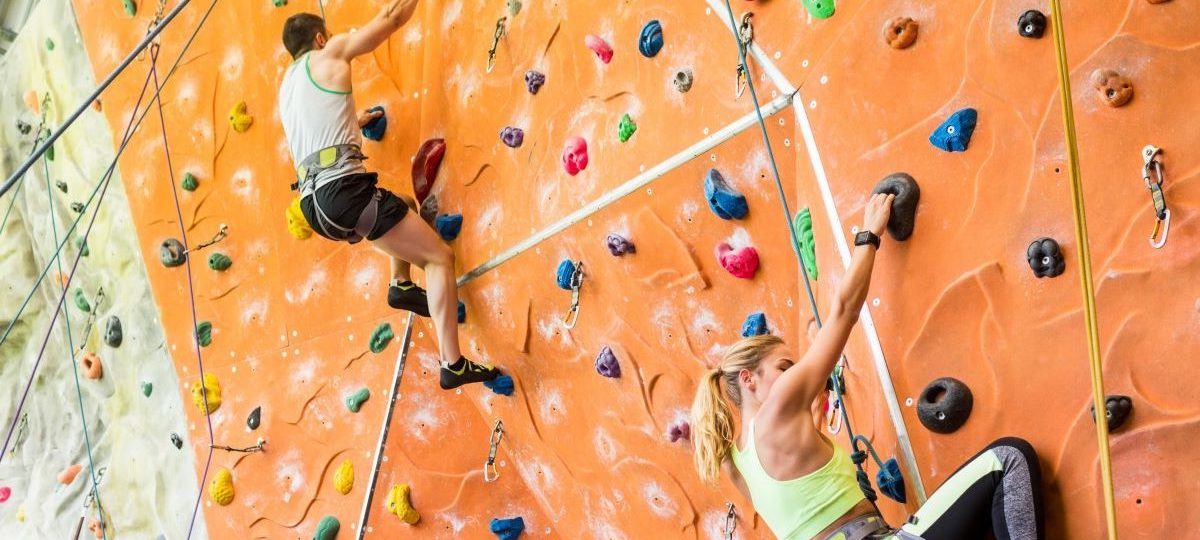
[
  {"x1": 160, "y1": 238, "x2": 187, "y2": 267},
  {"x1": 104, "y1": 316, "x2": 123, "y2": 348},
  {"x1": 871, "y1": 173, "x2": 921, "y2": 241}
]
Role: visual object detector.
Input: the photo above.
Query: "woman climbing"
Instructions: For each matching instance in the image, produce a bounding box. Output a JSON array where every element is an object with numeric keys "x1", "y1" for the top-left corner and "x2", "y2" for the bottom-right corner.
[{"x1": 691, "y1": 193, "x2": 1044, "y2": 540}]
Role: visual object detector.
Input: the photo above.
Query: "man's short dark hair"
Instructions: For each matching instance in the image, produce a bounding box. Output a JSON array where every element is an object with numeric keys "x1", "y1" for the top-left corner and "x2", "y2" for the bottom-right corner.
[{"x1": 283, "y1": 13, "x2": 327, "y2": 58}]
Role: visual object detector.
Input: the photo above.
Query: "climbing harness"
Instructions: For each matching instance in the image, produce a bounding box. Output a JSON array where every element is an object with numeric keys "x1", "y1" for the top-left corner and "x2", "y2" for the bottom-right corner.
[
  {"x1": 484, "y1": 419, "x2": 505, "y2": 482},
  {"x1": 722, "y1": 502, "x2": 737, "y2": 540},
  {"x1": 184, "y1": 224, "x2": 229, "y2": 255},
  {"x1": 1141, "y1": 145, "x2": 1169, "y2": 249},
  {"x1": 486, "y1": 17, "x2": 507, "y2": 74},
  {"x1": 562, "y1": 261, "x2": 585, "y2": 329},
  {"x1": 735, "y1": 13, "x2": 753, "y2": 98},
  {"x1": 212, "y1": 439, "x2": 267, "y2": 453},
  {"x1": 292, "y1": 144, "x2": 379, "y2": 243}
]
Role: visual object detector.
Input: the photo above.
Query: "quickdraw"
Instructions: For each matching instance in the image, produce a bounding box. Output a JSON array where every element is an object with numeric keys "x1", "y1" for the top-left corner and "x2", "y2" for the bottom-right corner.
[
  {"x1": 486, "y1": 17, "x2": 507, "y2": 74},
  {"x1": 723, "y1": 502, "x2": 737, "y2": 540},
  {"x1": 734, "y1": 13, "x2": 754, "y2": 99},
  {"x1": 138, "y1": 0, "x2": 169, "y2": 61},
  {"x1": 563, "y1": 261, "x2": 585, "y2": 329},
  {"x1": 185, "y1": 223, "x2": 229, "y2": 255},
  {"x1": 212, "y1": 438, "x2": 267, "y2": 454},
  {"x1": 484, "y1": 419, "x2": 504, "y2": 482},
  {"x1": 1142, "y1": 145, "x2": 1169, "y2": 249}
]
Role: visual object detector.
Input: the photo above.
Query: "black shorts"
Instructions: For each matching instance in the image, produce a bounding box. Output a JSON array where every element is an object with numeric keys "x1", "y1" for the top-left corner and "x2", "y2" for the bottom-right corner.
[{"x1": 300, "y1": 172, "x2": 409, "y2": 242}]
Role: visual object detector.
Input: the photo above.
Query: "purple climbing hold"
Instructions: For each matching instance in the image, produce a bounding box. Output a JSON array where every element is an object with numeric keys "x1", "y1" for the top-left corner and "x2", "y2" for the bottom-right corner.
[
  {"x1": 668, "y1": 421, "x2": 691, "y2": 442},
  {"x1": 483, "y1": 375, "x2": 515, "y2": 396},
  {"x1": 500, "y1": 126, "x2": 524, "y2": 148},
  {"x1": 595, "y1": 346, "x2": 621, "y2": 378},
  {"x1": 524, "y1": 71, "x2": 545, "y2": 94},
  {"x1": 605, "y1": 234, "x2": 635, "y2": 256}
]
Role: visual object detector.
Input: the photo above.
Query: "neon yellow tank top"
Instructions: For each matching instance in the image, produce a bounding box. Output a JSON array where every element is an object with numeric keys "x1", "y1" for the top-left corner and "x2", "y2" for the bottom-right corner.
[{"x1": 731, "y1": 421, "x2": 865, "y2": 540}]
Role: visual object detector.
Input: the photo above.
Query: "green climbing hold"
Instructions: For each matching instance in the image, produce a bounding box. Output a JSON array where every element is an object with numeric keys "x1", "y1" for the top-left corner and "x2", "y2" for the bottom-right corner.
[
  {"x1": 313, "y1": 516, "x2": 340, "y2": 540},
  {"x1": 345, "y1": 388, "x2": 370, "y2": 413},
  {"x1": 618, "y1": 113, "x2": 637, "y2": 143},
  {"x1": 123, "y1": 0, "x2": 137, "y2": 17},
  {"x1": 73, "y1": 288, "x2": 91, "y2": 312},
  {"x1": 793, "y1": 208, "x2": 818, "y2": 281},
  {"x1": 369, "y1": 323, "x2": 393, "y2": 353},
  {"x1": 45, "y1": 38, "x2": 55, "y2": 51},
  {"x1": 46, "y1": 144, "x2": 55, "y2": 161},
  {"x1": 75, "y1": 237, "x2": 89, "y2": 257},
  {"x1": 506, "y1": 0, "x2": 521, "y2": 16},
  {"x1": 196, "y1": 321, "x2": 213, "y2": 347},
  {"x1": 181, "y1": 172, "x2": 199, "y2": 192},
  {"x1": 802, "y1": 0, "x2": 835, "y2": 19},
  {"x1": 141, "y1": 381, "x2": 153, "y2": 397},
  {"x1": 273, "y1": 0, "x2": 287, "y2": 7},
  {"x1": 207, "y1": 253, "x2": 232, "y2": 272}
]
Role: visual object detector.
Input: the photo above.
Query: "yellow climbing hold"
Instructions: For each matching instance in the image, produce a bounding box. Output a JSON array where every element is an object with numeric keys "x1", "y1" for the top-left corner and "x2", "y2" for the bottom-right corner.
[
  {"x1": 209, "y1": 467, "x2": 235, "y2": 506},
  {"x1": 191, "y1": 373, "x2": 222, "y2": 414},
  {"x1": 286, "y1": 197, "x2": 313, "y2": 240},
  {"x1": 15, "y1": 505, "x2": 25, "y2": 522},
  {"x1": 333, "y1": 459, "x2": 354, "y2": 495},
  {"x1": 385, "y1": 483, "x2": 420, "y2": 524},
  {"x1": 229, "y1": 101, "x2": 253, "y2": 133}
]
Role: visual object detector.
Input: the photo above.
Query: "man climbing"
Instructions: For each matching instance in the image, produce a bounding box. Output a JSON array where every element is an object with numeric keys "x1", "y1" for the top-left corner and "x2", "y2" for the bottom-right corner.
[{"x1": 278, "y1": 2, "x2": 500, "y2": 389}]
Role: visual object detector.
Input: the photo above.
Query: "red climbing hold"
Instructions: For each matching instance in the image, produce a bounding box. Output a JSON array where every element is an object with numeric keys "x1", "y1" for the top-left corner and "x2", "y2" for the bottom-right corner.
[
  {"x1": 0, "y1": 486, "x2": 10, "y2": 503},
  {"x1": 562, "y1": 136, "x2": 589, "y2": 176},
  {"x1": 411, "y1": 139, "x2": 446, "y2": 204},
  {"x1": 585, "y1": 34, "x2": 613, "y2": 64},
  {"x1": 716, "y1": 243, "x2": 759, "y2": 279}
]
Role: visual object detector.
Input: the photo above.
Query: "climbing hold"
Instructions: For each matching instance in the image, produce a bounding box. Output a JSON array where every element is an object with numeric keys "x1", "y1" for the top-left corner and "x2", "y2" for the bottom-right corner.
[
  {"x1": 313, "y1": 516, "x2": 340, "y2": 540},
  {"x1": 274, "y1": 0, "x2": 287, "y2": 6},
  {"x1": 207, "y1": 253, "x2": 232, "y2": 272},
  {"x1": 618, "y1": 114, "x2": 637, "y2": 142},
  {"x1": 16, "y1": 120, "x2": 31, "y2": 135},
  {"x1": 73, "y1": 287, "x2": 91, "y2": 312},
  {"x1": 917, "y1": 377, "x2": 973, "y2": 434},
  {"x1": 360, "y1": 105, "x2": 387, "y2": 141},
  {"x1": 877, "y1": 457, "x2": 906, "y2": 503},
  {"x1": 500, "y1": 126, "x2": 524, "y2": 148},
  {"x1": 170, "y1": 433, "x2": 183, "y2": 449},
  {"x1": 45, "y1": 143, "x2": 55, "y2": 161},
  {"x1": 345, "y1": 388, "x2": 371, "y2": 413},
  {"x1": 70, "y1": 202, "x2": 84, "y2": 214},
  {"x1": 385, "y1": 483, "x2": 421, "y2": 524},
  {"x1": 871, "y1": 173, "x2": 920, "y2": 241},
  {"x1": 411, "y1": 138, "x2": 446, "y2": 204},
  {"x1": 802, "y1": 0, "x2": 835, "y2": 19},
  {"x1": 333, "y1": 459, "x2": 354, "y2": 495},
  {"x1": 160, "y1": 238, "x2": 187, "y2": 267},
  {"x1": 0, "y1": 486, "x2": 9, "y2": 503},
  {"x1": 122, "y1": 0, "x2": 136, "y2": 17},
  {"x1": 1091, "y1": 395, "x2": 1133, "y2": 432},
  {"x1": 1017, "y1": 10, "x2": 1047, "y2": 38},
  {"x1": 80, "y1": 352, "x2": 103, "y2": 380},
  {"x1": 369, "y1": 322, "x2": 394, "y2": 353},
  {"x1": 228, "y1": 101, "x2": 253, "y2": 133},
  {"x1": 793, "y1": 208, "x2": 818, "y2": 281},
  {"x1": 667, "y1": 421, "x2": 691, "y2": 442},
  {"x1": 584, "y1": 34, "x2": 613, "y2": 64},
  {"x1": 57, "y1": 464, "x2": 83, "y2": 485},
  {"x1": 45, "y1": 37, "x2": 54, "y2": 50},
  {"x1": 562, "y1": 136, "x2": 589, "y2": 176},
  {"x1": 716, "y1": 243, "x2": 760, "y2": 279},
  {"x1": 490, "y1": 517, "x2": 526, "y2": 540},
  {"x1": 524, "y1": 71, "x2": 545, "y2": 94},
  {"x1": 484, "y1": 374, "x2": 515, "y2": 396},
  {"x1": 191, "y1": 373, "x2": 222, "y2": 414},
  {"x1": 15, "y1": 505, "x2": 24, "y2": 521},
  {"x1": 741, "y1": 312, "x2": 768, "y2": 337},
  {"x1": 595, "y1": 346, "x2": 621, "y2": 378},
  {"x1": 1090, "y1": 69, "x2": 1133, "y2": 108},
  {"x1": 91, "y1": 99, "x2": 102, "y2": 112},
  {"x1": 181, "y1": 172, "x2": 198, "y2": 191},
  {"x1": 605, "y1": 234, "x2": 635, "y2": 256},
  {"x1": 195, "y1": 321, "x2": 213, "y2": 347},
  {"x1": 704, "y1": 169, "x2": 749, "y2": 220},
  {"x1": 928, "y1": 108, "x2": 977, "y2": 152},
  {"x1": 884, "y1": 17, "x2": 919, "y2": 49},
  {"x1": 74, "y1": 237, "x2": 88, "y2": 257},
  {"x1": 457, "y1": 300, "x2": 466, "y2": 324},
  {"x1": 247, "y1": 406, "x2": 261, "y2": 430},
  {"x1": 208, "y1": 467, "x2": 234, "y2": 506},
  {"x1": 55, "y1": 179, "x2": 68, "y2": 193},
  {"x1": 506, "y1": 0, "x2": 521, "y2": 17},
  {"x1": 141, "y1": 381, "x2": 152, "y2": 397},
  {"x1": 23, "y1": 90, "x2": 39, "y2": 113},
  {"x1": 88, "y1": 518, "x2": 105, "y2": 539},
  {"x1": 286, "y1": 197, "x2": 313, "y2": 240},
  {"x1": 638, "y1": 20, "x2": 664, "y2": 58},
  {"x1": 104, "y1": 316, "x2": 122, "y2": 347},
  {"x1": 419, "y1": 193, "x2": 439, "y2": 223},
  {"x1": 555, "y1": 260, "x2": 577, "y2": 290},
  {"x1": 673, "y1": 69, "x2": 694, "y2": 93},
  {"x1": 1026, "y1": 237, "x2": 1065, "y2": 278}
]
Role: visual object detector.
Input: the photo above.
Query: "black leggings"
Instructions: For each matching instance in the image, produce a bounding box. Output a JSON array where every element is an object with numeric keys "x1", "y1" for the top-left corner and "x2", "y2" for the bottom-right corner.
[{"x1": 896, "y1": 437, "x2": 1045, "y2": 540}]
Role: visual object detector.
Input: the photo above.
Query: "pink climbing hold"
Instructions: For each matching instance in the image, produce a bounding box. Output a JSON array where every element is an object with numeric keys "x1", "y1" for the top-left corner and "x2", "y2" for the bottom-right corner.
[
  {"x1": 585, "y1": 34, "x2": 613, "y2": 64},
  {"x1": 562, "y1": 136, "x2": 589, "y2": 176},
  {"x1": 716, "y1": 243, "x2": 759, "y2": 279},
  {"x1": 668, "y1": 421, "x2": 691, "y2": 442},
  {"x1": 0, "y1": 486, "x2": 10, "y2": 503}
]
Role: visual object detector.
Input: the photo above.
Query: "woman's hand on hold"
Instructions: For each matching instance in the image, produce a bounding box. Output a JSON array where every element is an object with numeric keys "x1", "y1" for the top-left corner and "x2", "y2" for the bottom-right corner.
[{"x1": 863, "y1": 193, "x2": 895, "y2": 237}]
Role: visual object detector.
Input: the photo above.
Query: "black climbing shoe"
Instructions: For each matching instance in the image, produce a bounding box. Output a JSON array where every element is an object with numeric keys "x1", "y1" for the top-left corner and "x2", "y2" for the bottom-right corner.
[
  {"x1": 439, "y1": 357, "x2": 501, "y2": 390},
  {"x1": 387, "y1": 282, "x2": 430, "y2": 317}
]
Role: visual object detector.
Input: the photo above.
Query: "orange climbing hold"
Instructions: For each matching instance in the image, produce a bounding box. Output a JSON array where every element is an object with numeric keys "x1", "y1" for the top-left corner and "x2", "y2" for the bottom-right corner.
[
  {"x1": 884, "y1": 17, "x2": 919, "y2": 49},
  {"x1": 80, "y1": 352, "x2": 103, "y2": 379},
  {"x1": 57, "y1": 463, "x2": 83, "y2": 485},
  {"x1": 23, "y1": 90, "x2": 40, "y2": 114}
]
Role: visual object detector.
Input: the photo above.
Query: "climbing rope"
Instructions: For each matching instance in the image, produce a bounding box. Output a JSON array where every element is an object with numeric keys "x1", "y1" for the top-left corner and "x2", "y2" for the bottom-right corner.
[
  {"x1": 0, "y1": 97, "x2": 54, "y2": 238},
  {"x1": 1047, "y1": 1, "x2": 1118, "y2": 537}
]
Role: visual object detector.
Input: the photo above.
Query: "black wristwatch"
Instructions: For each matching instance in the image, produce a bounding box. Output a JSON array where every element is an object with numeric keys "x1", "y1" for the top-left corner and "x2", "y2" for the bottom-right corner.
[{"x1": 854, "y1": 230, "x2": 881, "y2": 249}]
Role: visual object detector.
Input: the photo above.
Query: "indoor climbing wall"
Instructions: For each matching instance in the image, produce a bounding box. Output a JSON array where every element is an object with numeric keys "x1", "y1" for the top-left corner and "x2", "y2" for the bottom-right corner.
[{"x1": 64, "y1": 0, "x2": 1199, "y2": 539}]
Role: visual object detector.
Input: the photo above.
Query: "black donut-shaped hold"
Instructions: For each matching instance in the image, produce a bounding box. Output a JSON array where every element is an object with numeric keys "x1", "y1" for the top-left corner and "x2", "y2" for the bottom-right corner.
[
  {"x1": 871, "y1": 173, "x2": 921, "y2": 241},
  {"x1": 1091, "y1": 395, "x2": 1133, "y2": 432},
  {"x1": 1027, "y1": 237, "x2": 1065, "y2": 278},
  {"x1": 1018, "y1": 10, "x2": 1047, "y2": 38},
  {"x1": 917, "y1": 377, "x2": 973, "y2": 434}
]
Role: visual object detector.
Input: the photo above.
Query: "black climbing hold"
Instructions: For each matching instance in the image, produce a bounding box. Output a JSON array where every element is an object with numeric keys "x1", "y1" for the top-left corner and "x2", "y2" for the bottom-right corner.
[
  {"x1": 70, "y1": 202, "x2": 84, "y2": 214},
  {"x1": 55, "y1": 180, "x2": 68, "y2": 193},
  {"x1": 170, "y1": 432, "x2": 183, "y2": 449},
  {"x1": 247, "y1": 406, "x2": 262, "y2": 430},
  {"x1": 16, "y1": 120, "x2": 31, "y2": 135},
  {"x1": 104, "y1": 316, "x2": 123, "y2": 348},
  {"x1": 673, "y1": 70, "x2": 693, "y2": 93},
  {"x1": 605, "y1": 234, "x2": 635, "y2": 256},
  {"x1": 1091, "y1": 395, "x2": 1133, "y2": 432},
  {"x1": 160, "y1": 238, "x2": 186, "y2": 267},
  {"x1": 1026, "y1": 237, "x2": 1065, "y2": 278},
  {"x1": 1017, "y1": 10, "x2": 1047, "y2": 39},
  {"x1": 871, "y1": 173, "x2": 920, "y2": 241},
  {"x1": 917, "y1": 377, "x2": 973, "y2": 434}
]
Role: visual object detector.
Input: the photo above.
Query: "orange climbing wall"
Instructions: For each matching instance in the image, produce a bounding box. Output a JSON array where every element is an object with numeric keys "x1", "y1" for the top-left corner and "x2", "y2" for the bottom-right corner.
[{"x1": 69, "y1": 0, "x2": 1199, "y2": 538}]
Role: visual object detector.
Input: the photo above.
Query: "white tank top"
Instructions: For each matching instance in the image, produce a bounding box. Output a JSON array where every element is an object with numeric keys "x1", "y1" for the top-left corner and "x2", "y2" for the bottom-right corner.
[{"x1": 278, "y1": 52, "x2": 366, "y2": 186}]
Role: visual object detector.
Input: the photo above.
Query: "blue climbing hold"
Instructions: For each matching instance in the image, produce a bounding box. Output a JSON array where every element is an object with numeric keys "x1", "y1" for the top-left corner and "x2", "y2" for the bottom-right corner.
[
  {"x1": 435, "y1": 214, "x2": 463, "y2": 241},
  {"x1": 877, "y1": 457, "x2": 906, "y2": 503},
  {"x1": 928, "y1": 108, "x2": 977, "y2": 152},
  {"x1": 555, "y1": 260, "x2": 576, "y2": 290},
  {"x1": 361, "y1": 105, "x2": 387, "y2": 141},
  {"x1": 704, "y1": 169, "x2": 748, "y2": 220},
  {"x1": 483, "y1": 375, "x2": 515, "y2": 396},
  {"x1": 639, "y1": 20, "x2": 664, "y2": 58},
  {"x1": 490, "y1": 517, "x2": 525, "y2": 540},
  {"x1": 741, "y1": 312, "x2": 768, "y2": 337},
  {"x1": 457, "y1": 300, "x2": 466, "y2": 324}
]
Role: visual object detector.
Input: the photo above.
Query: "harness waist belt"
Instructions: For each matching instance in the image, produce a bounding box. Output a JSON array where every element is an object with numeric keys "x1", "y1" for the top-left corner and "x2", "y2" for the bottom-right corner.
[{"x1": 293, "y1": 144, "x2": 378, "y2": 244}]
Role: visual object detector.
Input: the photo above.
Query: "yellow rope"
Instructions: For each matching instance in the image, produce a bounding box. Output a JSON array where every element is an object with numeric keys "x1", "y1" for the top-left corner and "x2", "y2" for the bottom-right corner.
[{"x1": 1047, "y1": 2, "x2": 1118, "y2": 537}]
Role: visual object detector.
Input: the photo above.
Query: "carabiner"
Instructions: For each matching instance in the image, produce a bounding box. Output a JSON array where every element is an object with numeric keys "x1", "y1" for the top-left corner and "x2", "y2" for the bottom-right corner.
[
  {"x1": 735, "y1": 64, "x2": 747, "y2": 99},
  {"x1": 563, "y1": 261, "x2": 584, "y2": 329},
  {"x1": 1141, "y1": 145, "x2": 1169, "y2": 249},
  {"x1": 486, "y1": 17, "x2": 507, "y2": 74},
  {"x1": 187, "y1": 223, "x2": 229, "y2": 255},
  {"x1": 825, "y1": 392, "x2": 844, "y2": 435},
  {"x1": 737, "y1": 12, "x2": 754, "y2": 48},
  {"x1": 484, "y1": 419, "x2": 505, "y2": 482},
  {"x1": 723, "y1": 502, "x2": 737, "y2": 540}
]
